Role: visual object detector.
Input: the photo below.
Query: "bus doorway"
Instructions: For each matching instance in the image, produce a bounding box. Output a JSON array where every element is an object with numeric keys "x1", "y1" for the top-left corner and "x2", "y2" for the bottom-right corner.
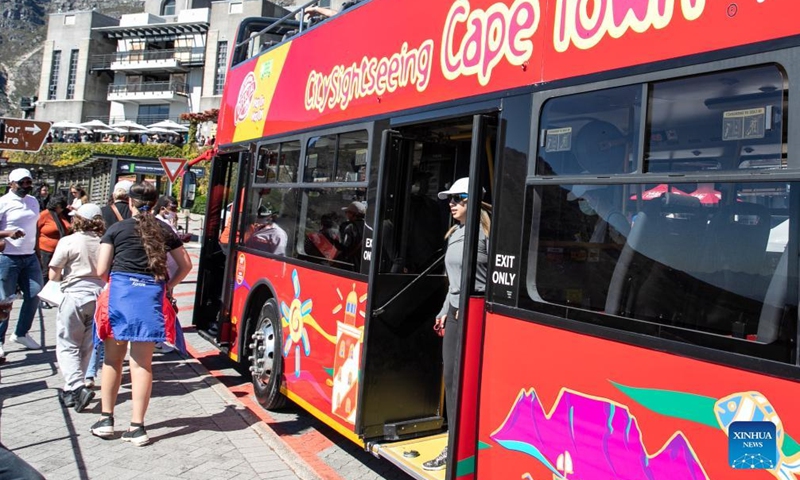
[
  {"x1": 192, "y1": 151, "x2": 245, "y2": 347},
  {"x1": 363, "y1": 114, "x2": 497, "y2": 479}
]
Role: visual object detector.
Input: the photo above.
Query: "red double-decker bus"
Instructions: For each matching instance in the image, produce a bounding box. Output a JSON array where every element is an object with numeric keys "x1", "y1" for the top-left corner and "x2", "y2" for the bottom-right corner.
[{"x1": 188, "y1": 0, "x2": 800, "y2": 478}]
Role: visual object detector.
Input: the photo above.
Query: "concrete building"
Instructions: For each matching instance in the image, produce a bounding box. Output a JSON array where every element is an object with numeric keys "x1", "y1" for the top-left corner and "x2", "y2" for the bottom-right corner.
[{"x1": 34, "y1": 0, "x2": 298, "y2": 129}]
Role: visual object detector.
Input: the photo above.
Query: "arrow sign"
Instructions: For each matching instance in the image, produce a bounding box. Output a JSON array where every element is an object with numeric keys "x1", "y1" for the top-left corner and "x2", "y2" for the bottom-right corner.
[
  {"x1": 0, "y1": 118, "x2": 52, "y2": 152},
  {"x1": 159, "y1": 157, "x2": 188, "y2": 183}
]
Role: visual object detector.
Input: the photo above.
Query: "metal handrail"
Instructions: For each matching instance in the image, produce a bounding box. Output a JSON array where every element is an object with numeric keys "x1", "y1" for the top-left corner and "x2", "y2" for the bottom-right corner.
[
  {"x1": 372, "y1": 253, "x2": 446, "y2": 316},
  {"x1": 234, "y1": 0, "x2": 319, "y2": 51},
  {"x1": 85, "y1": 115, "x2": 189, "y2": 126},
  {"x1": 108, "y1": 81, "x2": 189, "y2": 95},
  {"x1": 91, "y1": 48, "x2": 205, "y2": 69}
]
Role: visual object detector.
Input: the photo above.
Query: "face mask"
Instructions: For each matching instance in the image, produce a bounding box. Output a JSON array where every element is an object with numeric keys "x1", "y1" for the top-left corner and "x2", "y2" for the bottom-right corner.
[
  {"x1": 14, "y1": 186, "x2": 33, "y2": 198},
  {"x1": 578, "y1": 199, "x2": 596, "y2": 216},
  {"x1": 163, "y1": 211, "x2": 176, "y2": 221}
]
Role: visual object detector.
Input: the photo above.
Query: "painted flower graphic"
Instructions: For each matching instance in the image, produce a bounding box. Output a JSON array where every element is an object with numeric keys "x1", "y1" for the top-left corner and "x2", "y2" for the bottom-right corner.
[{"x1": 281, "y1": 270, "x2": 312, "y2": 378}]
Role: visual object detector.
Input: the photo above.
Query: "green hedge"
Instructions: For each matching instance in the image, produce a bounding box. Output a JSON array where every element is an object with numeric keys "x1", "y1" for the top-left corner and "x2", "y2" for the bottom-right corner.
[
  {"x1": 9, "y1": 142, "x2": 195, "y2": 167},
  {"x1": 190, "y1": 194, "x2": 207, "y2": 215}
]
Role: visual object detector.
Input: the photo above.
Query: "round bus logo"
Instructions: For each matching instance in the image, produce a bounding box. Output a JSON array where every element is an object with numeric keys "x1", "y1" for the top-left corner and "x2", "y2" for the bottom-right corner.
[
  {"x1": 236, "y1": 253, "x2": 246, "y2": 285},
  {"x1": 234, "y1": 72, "x2": 257, "y2": 125}
]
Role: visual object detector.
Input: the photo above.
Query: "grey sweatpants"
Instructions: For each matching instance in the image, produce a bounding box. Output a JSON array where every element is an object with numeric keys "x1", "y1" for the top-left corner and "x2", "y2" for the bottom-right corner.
[{"x1": 56, "y1": 294, "x2": 97, "y2": 392}]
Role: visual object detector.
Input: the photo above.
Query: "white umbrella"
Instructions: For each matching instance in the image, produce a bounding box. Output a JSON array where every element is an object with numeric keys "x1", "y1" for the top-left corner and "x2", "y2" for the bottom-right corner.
[
  {"x1": 111, "y1": 120, "x2": 148, "y2": 132},
  {"x1": 52, "y1": 120, "x2": 86, "y2": 130},
  {"x1": 147, "y1": 127, "x2": 180, "y2": 135},
  {"x1": 80, "y1": 119, "x2": 113, "y2": 131},
  {"x1": 147, "y1": 119, "x2": 189, "y2": 132}
]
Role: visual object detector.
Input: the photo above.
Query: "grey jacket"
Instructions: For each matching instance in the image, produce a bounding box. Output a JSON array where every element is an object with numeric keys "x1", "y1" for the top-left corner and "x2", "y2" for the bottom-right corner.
[{"x1": 437, "y1": 225, "x2": 488, "y2": 318}]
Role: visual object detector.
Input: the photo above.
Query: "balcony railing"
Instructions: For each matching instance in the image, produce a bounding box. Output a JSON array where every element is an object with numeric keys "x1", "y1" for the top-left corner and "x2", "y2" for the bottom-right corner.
[
  {"x1": 91, "y1": 48, "x2": 205, "y2": 70},
  {"x1": 108, "y1": 81, "x2": 189, "y2": 96},
  {"x1": 85, "y1": 115, "x2": 190, "y2": 127}
]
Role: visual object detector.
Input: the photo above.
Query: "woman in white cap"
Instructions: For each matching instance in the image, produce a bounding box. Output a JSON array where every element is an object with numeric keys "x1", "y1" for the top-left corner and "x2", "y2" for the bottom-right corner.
[
  {"x1": 48, "y1": 203, "x2": 106, "y2": 413},
  {"x1": 423, "y1": 177, "x2": 490, "y2": 472}
]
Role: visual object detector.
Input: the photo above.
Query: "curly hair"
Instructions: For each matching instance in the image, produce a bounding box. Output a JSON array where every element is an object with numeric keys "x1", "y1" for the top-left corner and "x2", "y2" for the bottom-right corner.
[
  {"x1": 129, "y1": 182, "x2": 168, "y2": 281},
  {"x1": 70, "y1": 215, "x2": 106, "y2": 235}
]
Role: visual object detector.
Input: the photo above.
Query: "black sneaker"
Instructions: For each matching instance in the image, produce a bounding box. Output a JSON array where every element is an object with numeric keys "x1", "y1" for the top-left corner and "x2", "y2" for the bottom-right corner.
[
  {"x1": 90, "y1": 413, "x2": 115, "y2": 439},
  {"x1": 121, "y1": 423, "x2": 150, "y2": 447},
  {"x1": 422, "y1": 446, "x2": 447, "y2": 471},
  {"x1": 59, "y1": 389, "x2": 76, "y2": 408},
  {"x1": 73, "y1": 387, "x2": 95, "y2": 413}
]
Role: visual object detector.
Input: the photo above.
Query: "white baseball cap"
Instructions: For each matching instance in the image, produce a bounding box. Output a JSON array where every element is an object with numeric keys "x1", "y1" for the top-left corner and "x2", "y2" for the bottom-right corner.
[
  {"x1": 8, "y1": 168, "x2": 32, "y2": 183},
  {"x1": 342, "y1": 201, "x2": 366, "y2": 215},
  {"x1": 113, "y1": 179, "x2": 133, "y2": 193},
  {"x1": 437, "y1": 177, "x2": 470, "y2": 200},
  {"x1": 74, "y1": 203, "x2": 103, "y2": 220}
]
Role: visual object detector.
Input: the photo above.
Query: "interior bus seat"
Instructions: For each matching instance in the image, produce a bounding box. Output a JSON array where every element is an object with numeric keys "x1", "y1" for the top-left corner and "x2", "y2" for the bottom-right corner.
[
  {"x1": 756, "y1": 247, "x2": 789, "y2": 344},
  {"x1": 694, "y1": 202, "x2": 771, "y2": 337},
  {"x1": 605, "y1": 193, "x2": 706, "y2": 324}
]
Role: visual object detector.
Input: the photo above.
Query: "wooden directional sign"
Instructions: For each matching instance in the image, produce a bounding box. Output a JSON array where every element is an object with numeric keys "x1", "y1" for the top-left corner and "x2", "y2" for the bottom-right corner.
[{"x1": 0, "y1": 118, "x2": 52, "y2": 152}]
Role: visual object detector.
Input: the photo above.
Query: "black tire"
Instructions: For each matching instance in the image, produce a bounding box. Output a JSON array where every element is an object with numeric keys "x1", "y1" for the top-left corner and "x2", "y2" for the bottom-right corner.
[{"x1": 251, "y1": 299, "x2": 286, "y2": 409}]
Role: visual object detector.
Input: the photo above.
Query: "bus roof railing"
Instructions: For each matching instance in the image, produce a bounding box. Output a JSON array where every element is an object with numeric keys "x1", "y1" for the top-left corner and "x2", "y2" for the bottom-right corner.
[{"x1": 235, "y1": 0, "x2": 319, "y2": 51}]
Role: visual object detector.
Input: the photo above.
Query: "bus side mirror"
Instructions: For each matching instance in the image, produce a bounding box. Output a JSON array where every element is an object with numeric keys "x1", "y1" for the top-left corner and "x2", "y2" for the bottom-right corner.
[{"x1": 181, "y1": 170, "x2": 197, "y2": 210}]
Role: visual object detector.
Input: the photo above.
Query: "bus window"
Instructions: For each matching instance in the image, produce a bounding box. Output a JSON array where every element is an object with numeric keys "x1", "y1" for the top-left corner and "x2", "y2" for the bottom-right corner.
[
  {"x1": 646, "y1": 65, "x2": 786, "y2": 173},
  {"x1": 255, "y1": 143, "x2": 279, "y2": 183},
  {"x1": 306, "y1": 134, "x2": 337, "y2": 182},
  {"x1": 536, "y1": 85, "x2": 641, "y2": 176},
  {"x1": 280, "y1": 141, "x2": 301, "y2": 182},
  {"x1": 335, "y1": 131, "x2": 369, "y2": 182},
  {"x1": 242, "y1": 187, "x2": 300, "y2": 256},
  {"x1": 255, "y1": 140, "x2": 301, "y2": 184},
  {"x1": 525, "y1": 181, "x2": 796, "y2": 361},
  {"x1": 296, "y1": 187, "x2": 367, "y2": 271}
]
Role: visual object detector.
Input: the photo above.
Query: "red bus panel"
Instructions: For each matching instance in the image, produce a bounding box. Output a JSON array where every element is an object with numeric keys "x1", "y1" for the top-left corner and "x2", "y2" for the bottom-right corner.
[
  {"x1": 476, "y1": 313, "x2": 800, "y2": 479},
  {"x1": 230, "y1": 252, "x2": 367, "y2": 440},
  {"x1": 218, "y1": 0, "x2": 799, "y2": 146}
]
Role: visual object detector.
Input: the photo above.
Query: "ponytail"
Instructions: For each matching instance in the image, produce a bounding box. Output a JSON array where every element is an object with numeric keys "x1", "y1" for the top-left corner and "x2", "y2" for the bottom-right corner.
[{"x1": 129, "y1": 182, "x2": 168, "y2": 281}]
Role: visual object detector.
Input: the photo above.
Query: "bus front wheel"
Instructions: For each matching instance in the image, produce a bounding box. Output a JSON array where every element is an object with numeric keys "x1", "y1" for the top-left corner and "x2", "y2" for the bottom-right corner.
[{"x1": 250, "y1": 299, "x2": 286, "y2": 409}]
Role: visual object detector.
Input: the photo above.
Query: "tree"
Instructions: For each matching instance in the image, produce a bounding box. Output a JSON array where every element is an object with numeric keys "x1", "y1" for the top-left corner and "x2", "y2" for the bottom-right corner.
[{"x1": 180, "y1": 109, "x2": 219, "y2": 144}]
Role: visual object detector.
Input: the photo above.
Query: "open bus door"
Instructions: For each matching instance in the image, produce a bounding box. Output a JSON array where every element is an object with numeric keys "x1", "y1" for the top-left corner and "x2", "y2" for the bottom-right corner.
[
  {"x1": 192, "y1": 151, "x2": 248, "y2": 348},
  {"x1": 364, "y1": 114, "x2": 497, "y2": 480}
]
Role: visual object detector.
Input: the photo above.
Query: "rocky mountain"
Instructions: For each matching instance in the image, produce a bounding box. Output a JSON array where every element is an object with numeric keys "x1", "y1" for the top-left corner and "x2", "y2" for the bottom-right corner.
[{"x1": 0, "y1": 0, "x2": 143, "y2": 116}]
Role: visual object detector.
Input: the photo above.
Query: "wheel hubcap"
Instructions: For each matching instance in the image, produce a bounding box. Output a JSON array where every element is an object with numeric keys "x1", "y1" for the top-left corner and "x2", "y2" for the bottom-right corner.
[{"x1": 251, "y1": 319, "x2": 275, "y2": 386}]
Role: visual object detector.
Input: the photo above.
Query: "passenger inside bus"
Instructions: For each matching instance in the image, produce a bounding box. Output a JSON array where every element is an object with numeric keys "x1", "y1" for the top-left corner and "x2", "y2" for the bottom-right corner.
[
  {"x1": 334, "y1": 201, "x2": 366, "y2": 271},
  {"x1": 245, "y1": 205, "x2": 288, "y2": 255}
]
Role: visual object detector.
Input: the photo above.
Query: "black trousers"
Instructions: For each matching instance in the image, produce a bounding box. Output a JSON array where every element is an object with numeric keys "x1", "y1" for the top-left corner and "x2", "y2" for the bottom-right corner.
[
  {"x1": 0, "y1": 443, "x2": 44, "y2": 480},
  {"x1": 442, "y1": 304, "x2": 461, "y2": 427}
]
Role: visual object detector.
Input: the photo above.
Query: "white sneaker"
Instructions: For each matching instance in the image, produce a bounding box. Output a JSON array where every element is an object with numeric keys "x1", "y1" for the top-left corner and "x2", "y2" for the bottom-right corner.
[
  {"x1": 153, "y1": 342, "x2": 174, "y2": 354},
  {"x1": 0, "y1": 343, "x2": 5, "y2": 363},
  {"x1": 11, "y1": 334, "x2": 40, "y2": 350}
]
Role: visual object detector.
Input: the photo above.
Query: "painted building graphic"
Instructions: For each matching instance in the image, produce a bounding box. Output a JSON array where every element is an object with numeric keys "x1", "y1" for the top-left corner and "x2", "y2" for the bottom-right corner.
[{"x1": 332, "y1": 286, "x2": 363, "y2": 424}]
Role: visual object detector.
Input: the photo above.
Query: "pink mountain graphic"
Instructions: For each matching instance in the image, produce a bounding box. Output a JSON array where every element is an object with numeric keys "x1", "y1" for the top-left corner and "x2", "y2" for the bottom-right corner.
[{"x1": 491, "y1": 389, "x2": 708, "y2": 479}]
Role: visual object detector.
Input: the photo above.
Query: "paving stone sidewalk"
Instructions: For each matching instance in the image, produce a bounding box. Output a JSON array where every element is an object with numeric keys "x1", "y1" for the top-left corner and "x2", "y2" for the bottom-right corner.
[{"x1": 0, "y1": 243, "x2": 318, "y2": 480}]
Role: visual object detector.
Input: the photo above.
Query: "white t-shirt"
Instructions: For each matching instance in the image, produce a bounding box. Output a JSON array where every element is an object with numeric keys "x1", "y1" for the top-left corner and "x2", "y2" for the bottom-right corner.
[
  {"x1": 49, "y1": 231, "x2": 105, "y2": 292},
  {"x1": 250, "y1": 223, "x2": 288, "y2": 255},
  {"x1": 0, "y1": 192, "x2": 39, "y2": 255}
]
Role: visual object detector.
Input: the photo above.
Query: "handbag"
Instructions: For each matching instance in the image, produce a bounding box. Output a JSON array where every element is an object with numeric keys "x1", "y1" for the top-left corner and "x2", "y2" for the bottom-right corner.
[{"x1": 37, "y1": 280, "x2": 64, "y2": 306}]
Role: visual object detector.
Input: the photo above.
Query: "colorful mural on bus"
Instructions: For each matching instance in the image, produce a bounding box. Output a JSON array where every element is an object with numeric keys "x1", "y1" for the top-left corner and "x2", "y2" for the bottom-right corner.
[
  {"x1": 476, "y1": 314, "x2": 800, "y2": 479},
  {"x1": 228, "y1": 252, "x2": 368, "y2": 441}
]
